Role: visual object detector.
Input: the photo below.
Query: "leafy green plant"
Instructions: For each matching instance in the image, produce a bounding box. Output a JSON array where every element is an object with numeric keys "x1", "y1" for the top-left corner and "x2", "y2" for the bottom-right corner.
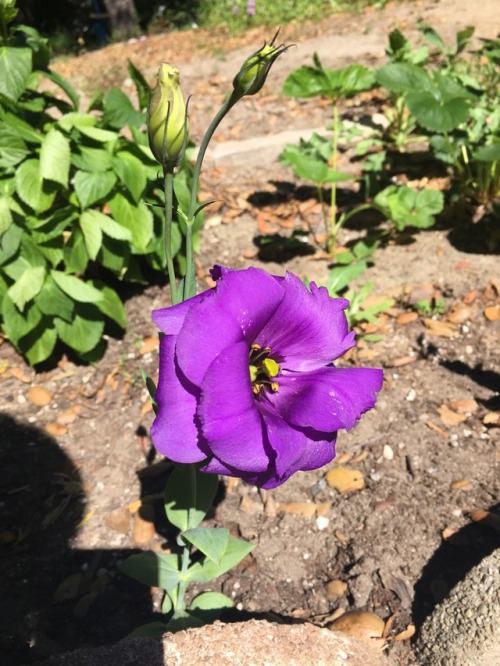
[{"x1": 0, "y1": 1, "x2": 200, "y2": 365}]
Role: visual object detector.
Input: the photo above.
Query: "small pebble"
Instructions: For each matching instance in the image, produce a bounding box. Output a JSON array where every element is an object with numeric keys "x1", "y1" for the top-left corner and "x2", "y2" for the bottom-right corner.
[
  {"x1": 406, "y1": 388, "x2": 417, "y2": 401},
  {"x1": 383, "y1": 444, "x2": 394, "y2": 460}
]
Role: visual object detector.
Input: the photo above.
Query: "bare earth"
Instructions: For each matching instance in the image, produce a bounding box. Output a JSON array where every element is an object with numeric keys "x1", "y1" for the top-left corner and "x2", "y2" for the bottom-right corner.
[{"x1": 1, "y1": 1, "x2": 499, "y2": 664}]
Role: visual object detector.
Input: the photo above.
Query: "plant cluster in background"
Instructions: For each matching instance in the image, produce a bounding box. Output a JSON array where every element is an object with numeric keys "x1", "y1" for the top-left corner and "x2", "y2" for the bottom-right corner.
[
  {"x1": 0, "y1": 0, "x2": 200, "y2": 365},
  {"x1": 279, "y1": 24, "x2": 499, "y2": 327}
]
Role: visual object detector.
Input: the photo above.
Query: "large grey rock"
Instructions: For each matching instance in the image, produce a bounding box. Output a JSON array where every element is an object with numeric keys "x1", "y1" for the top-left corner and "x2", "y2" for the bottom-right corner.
[
  {"x1": 35, "y1": 619, "x2": 393, "y2": 666},
  {"x1": 415, "y1": 548, "x2": 500, "y2": 666}
]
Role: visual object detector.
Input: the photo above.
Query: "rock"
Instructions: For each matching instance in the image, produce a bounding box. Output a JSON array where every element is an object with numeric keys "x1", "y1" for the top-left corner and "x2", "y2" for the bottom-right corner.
[
  {"x1": 415, "y1": 548, "x2": 500, "y2": 665},
  {"x1": 35, "y1": 619, "x2": 394, "y2": 665}
]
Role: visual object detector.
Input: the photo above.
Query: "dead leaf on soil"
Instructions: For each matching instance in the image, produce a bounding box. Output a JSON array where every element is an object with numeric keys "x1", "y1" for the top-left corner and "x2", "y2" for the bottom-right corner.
[
  {"x1": 469, "y1": 510, "x2": 500, "y2": 533},
  {"x1": 8, "y1": 366, "x2": 32, "y2": 383},
  {"x1": 133, "y1": 510, "x2": 156, "y2": 547},
  {"x1": 27, "y1": 385, "x2": 52, "y2": 406},
  {"x1": 450, "y1": 479, "x2": 473, "y2": 491},
  {"x1": 426, "y1": 420, "x2": 449, "y2": 438},
  {"x1": 391, "y1": 624, "x2": 416, "y2": 641},
  {"x1": 423, "y1": 318, "x2": 458, "y2": 337},
  {"x1": 140, "y1": 400, "x2": 153, "y2": 417},
  {"x1": 437, "y1": 405, "x2": 467, "y2": 426},
  {"x1": 278, "y1": 502, "x2": 317, "y2": 518},
  {"x1": 326, "y1": 467, "x2": 365, "y2": 494},
  {"x1": 326, "y1": 579, "x2": 348, "y2": 599},
  {"x1": 385, "y1": 355, "x2": 418, "y2": 368},
  {"x1": 334, "y1": 530, "x2": 348, "y2": 545},
  {"x1": 447, "y1": 305, "x2": 474, "y2": 324},
  {"x1": 56, "y1": 405, "x2": 82, "y2": 425},
  {"x1": 462, "y1": 289, "x2": 479, "y2": 305},
  {"x1": 328, "y1": 610, "x2": 386, "y2": 651},
  {"x1": 450, "y1": 399, "x2": 478, "y2": 414},
  {"x1": 139, "y1": 335, "x2": 159, "y2": 355},
  {"x1": 484, "y1": 305, "x2": 500, "y2": 321},
  {"x1": 396, "y1": 311, "x2": 419, "y2": 325},
  {"x1": 483, "y1": 411, "x2": 499, "y2": 426},
  {"x1": 44, "y1": 423, "x2": 68, "y2": 437}
]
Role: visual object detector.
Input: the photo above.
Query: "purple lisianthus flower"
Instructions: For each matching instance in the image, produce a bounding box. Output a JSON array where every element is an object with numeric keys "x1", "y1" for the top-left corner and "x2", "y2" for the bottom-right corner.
[{"x1": 151, "y1": 266, "x2": 383, "y2": 489}]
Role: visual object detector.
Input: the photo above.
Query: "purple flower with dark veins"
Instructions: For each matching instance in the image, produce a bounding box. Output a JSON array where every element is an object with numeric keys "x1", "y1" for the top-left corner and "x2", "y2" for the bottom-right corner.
[{"x1": 151, "y1": 266, "x2": 383, "y2": 489}]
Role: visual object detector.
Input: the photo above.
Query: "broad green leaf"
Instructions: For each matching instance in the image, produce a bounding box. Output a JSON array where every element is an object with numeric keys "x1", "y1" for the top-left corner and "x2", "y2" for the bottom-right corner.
[
  {"x1": 120, "y1": 552, "x2": 181, "y2": 592},
  {"x1": 40, "y1": 129, "x2": 70, "y2": 187},
  {"x1": 112, "y1": 151, "x2": 147, "y2": 202},
  {"x1": 186, "y1": 538, "x2": 255, "y2": 584},
  {"x1": 0, "y1": 196, "x2": 12, "y2": 235},
  {"x1": 103, "y1": 88, "x2": 145, "y2": 128},
  {"x1": 182, "y1": 528, "x2": 229, "y2": 565},
  {"x1": 58, "y1": 112, "x2": 96, "y2": 132},
  {"x1": 41, "y1": 69, "x2": 79, "y2": 110},
  {"x1": 190, "y1": 591, "x2": 233, "y2": 612},
  {"x1": 98, "y1": 236, "x2": 130, "y2": 274},
  {"x1": 74, "y1": 170, "x2": 117, "y2": 208},
  {"x1": 126, "y1": 622, "x2": 168, "y2": 639},
  {"x1": 24, "y1": 323, "x2": 57, "y2": 365},
  {"x1": 90, "y1": 280, "x2": 127, "y2": 328},
  {"x1": 71, "y1": 146, "x2": 113, "y2": 172},
  {"x1": 36, "y1": 277, "x2": 74, "y2": 322},
  {"x1": 284, "y1": 151, "x2": 354, "y2": 185},
  {"x1": 0, "y1": 47, "x2": 32, "y2": 101},
  {"x1": 79, "y1": 211, "x2": 103, "y2": 259},
  {"x1": 51, "y1": 270, "x2": 103, "y2": 303},
  {"x1": 376, "y1": 63, "x2": 432, "y2": 94},
  {"x1": 7, "y1": 265, "x2": 45, "y2": 311},
  {"x1": 77, "y1": 126, "x2": 119, "y2": 143},
  {"x1": 63, "y1": 229, "x2": 89, "y2": 274},
  {"x1": 81, "y1": 209, "x2": 132, "y2": 241},
  {"x1": 0, "y1": 126, "x2": 29, "y2": 168},
  {"x1": 3, "y1": 112, "x2": 42, "y2": 144},
  {"x1": 328, "y1": 261, "x2": 367, "y2": 294},
  {"x1": 108, "y1": 192, "x2": 153, "y2": 253},
  {"x1": 475, "y1": 143, "x2": 500, "y2": 161},
  {"x1": 406, "y1": 91, "x2": 470, "y2": 132},
  {"x1": 164, "y1": 466, "x2": 218, "y2": 532},
  {"x1": 0, "y1": 223, "x2": 22, "y2": 265},
  {"x1": 54, "y1": 305, "x2": 104, "y2": 354},
  {"x1": 1, "y1": 294, "x2": 42, "y2": 343},
  {"x1": 128, "y1": 59, "x2": 150, "y2": 110},
  {"x1": 15, "y1": 159, "x2": 56, "y2": 213}
]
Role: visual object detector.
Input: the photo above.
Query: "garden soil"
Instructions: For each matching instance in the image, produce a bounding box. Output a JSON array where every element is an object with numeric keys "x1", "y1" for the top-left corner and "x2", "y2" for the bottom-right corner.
[{"x1": 1, "y1": 1, "x2": 499, "y2": 664}]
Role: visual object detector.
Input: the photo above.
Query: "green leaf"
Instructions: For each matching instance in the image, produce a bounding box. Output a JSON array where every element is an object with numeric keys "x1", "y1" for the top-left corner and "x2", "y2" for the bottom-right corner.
[
  {"x1": 0, "y1": 223, "x2": 22, "y2": 265},
  {"x1": 58, "y1": 112, "x2": 97, "y2": 132},
  {"x1": 376, "y1": 63, "x2": 432, "y2": 94},
  {"x1": 74, "y1": 170, "x2": 117, "y2": 208},
  {"x1": 120, "y1": 551, "x2": 181, "y2": 593},
  {"x1": 112, "y1": 151, "x2": 147, "y2": 202},
  {"x1": 328, "y1": 261, "x2": 367, "y2": 294},
  {"x1": 82, "y1": 209, "x2": 132, "y2": 241},
  {"x1": 0, "y1": 47, "x2": 32, "y2": 101},
  {"x1": 71, "y1": 146, "x2": 113, "y2": 172},
  {"x1": 182, "y1": 528, "x2": 229, "y2": 566},
  {"x1": 164, "y1": 466, "x2": 218, "y2": 532},
  {"x1": 50, "y1": 271, "x2": 103, "y2": 303},
  {"x1": 98, "y1": 236, "x2": 130, "y2": 274},
  {"x1": 186, "y1": 538, "x2": 255, "y2": 584},
  {"x1": 23, "y1": 323, "x2": 57, "y2": 365},
  {"x1": 41, "y1": 69, "x2": 79, "y2": 110},
  {"x1": 54, "y1": 304, "x2": 104, "y2": 354},
  {"x1": 108, "y1": 192, "x2": 153, "y2": 253},
  {"x1": 0, "y1": 196, "x2": 13, "y2": 235},
  {"x1": 474, "y1": 143, "x2": 500, "y2": 161},
  {"x1": 0, "y1": 126, "x2": 29, "y2": 168},
  {"x1": 79, "y1": 211, "x2": 103, "y2": 260},
  {"x1": 7, "y1": 265, "x2": 45, "y2": 311},
  {"x1": 127, "y1": 59, "x2": 150, "y2": 110},
  {"x1": 126, "y1": 622, "x2": 168, "y2": 639},
  {"x1": 15, "y1": 159, "x2": 56, "y2": 213},
  {"x1": 77, "y1": 126, "x2": 119, "y2": 143},
  {"x1": 190, "y1": 591, "x2": 233, "y2": 612},
  {"x1": 89, "y1": 280, "x2": 127, "y2": 328},
  {"x1": 40, "y1": 129, "x2": 70, "y2": 187},
  {"x1": 103, "y1": 88, "x2": 145, "y2": 128},
  {"x1": 63, "y1": 228, "x2": 89, "y2": 274},
  {"x1": 1, "y1": 294, "x2": 42, "y2": 343},
  {"x1": 283, "y1": 62, "x2": 374, "y2": 99},
  {"x1": 36, "y1": 277, "x2": 75, "y2": 322},
  {"x1": 406, "y1": 91, "x2": 470, "y2": 132}
]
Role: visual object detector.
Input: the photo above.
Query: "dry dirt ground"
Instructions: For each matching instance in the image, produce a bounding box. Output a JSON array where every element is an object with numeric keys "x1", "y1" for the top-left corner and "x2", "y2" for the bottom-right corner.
[{"x1": 1, "y1": 1, "x2": 499, "y2": 664}]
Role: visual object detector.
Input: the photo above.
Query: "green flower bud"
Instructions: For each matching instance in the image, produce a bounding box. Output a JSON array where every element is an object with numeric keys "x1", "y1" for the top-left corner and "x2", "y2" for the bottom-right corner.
[
  {"x1": 148, "y1": 63, "x2": 189, "y2": 167},
  {"x1": 232, "y1": 31, "x2": 289, "y2": 100}
]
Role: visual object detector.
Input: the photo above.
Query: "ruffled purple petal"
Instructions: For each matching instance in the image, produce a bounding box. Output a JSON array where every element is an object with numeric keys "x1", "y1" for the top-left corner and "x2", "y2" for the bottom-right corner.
[
  {"x1": 150, "y1": 336, "x2": 208, "y2": 463},
  {"x1": 152, "y1": 291, "x2": 209, "y2": 336},
  {"x1": 255, "y1": 273, "x2": 356, "y2": 371},
  {"x1": 273, "y1": 366, "x2": 383, "y2": 432},
  {"x1": 198, "y1": 341, "x2": 273, "y2": 473},
  {"x1": 175, "y1": 268, "x2": 284, "y2": 386}
]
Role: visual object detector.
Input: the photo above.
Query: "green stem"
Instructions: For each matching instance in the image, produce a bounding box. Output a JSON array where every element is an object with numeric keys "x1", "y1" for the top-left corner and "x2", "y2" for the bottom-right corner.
[
  {"x1": 173, "y1": 465, "x2": 197, "y2": 614},
  {"x1": 329, "y1": 100, "x2": 339, "y2": 254},
  {"x1": 163, "y1": 167, "x2": 179, "y2": 305},
  {"x1": 182, "y1": 98, "x2": 238, "y2": 301}
]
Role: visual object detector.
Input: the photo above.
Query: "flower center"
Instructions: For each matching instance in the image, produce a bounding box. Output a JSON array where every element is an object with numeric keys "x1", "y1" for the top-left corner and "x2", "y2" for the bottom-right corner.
[{"x1": 249, "y1": 343, "x2": 280, "y2": 396}]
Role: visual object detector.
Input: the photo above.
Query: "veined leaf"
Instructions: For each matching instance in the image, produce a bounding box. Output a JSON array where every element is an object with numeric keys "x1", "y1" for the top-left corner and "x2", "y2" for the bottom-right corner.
[
  {"x1": 51, "y1": 270, "x2": 103, "y2": 303},
  {"x1": 0, "y1": 47, "x2": 32, "y2": 101},
  {"x1": 40, "y1": 129, "x2": 70, "y2": 187},
  {"x1": 7, "y1": 265, "x2": 45, "y2": 311}
]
